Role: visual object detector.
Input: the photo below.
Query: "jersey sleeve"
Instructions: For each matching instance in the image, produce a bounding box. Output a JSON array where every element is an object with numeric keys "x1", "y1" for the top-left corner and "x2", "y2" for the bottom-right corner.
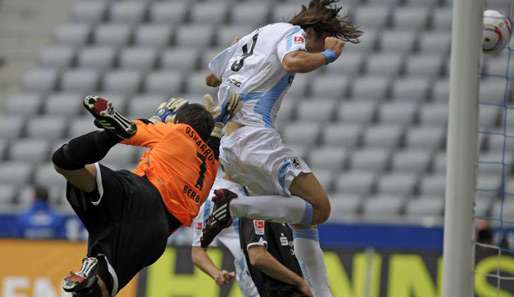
[
  {"x1": 121, "y1": 120, "x2": 169, "y2": 148},
  {"x1": 244, "y1": 219, "x2": 268, "y2": 250},
  {"x1": 276, "y1": 26, "x2": 307, "y2": 63},
  {"x1": 191, "y1": 199, "x2": 212, "y2": 247},
  {"x1": 208, "y1": 43, "x2": 238, "y2": 79}
]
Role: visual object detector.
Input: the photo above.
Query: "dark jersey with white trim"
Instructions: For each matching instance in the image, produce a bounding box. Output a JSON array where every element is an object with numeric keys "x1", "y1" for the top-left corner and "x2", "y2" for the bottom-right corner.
[{"x1": 239, "y1": 218, "x2": 306, "y2": 297}]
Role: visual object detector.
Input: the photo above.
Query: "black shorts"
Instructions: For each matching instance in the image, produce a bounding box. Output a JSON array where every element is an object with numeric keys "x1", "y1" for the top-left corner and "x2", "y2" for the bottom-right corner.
[{"x1": 66, "y1": 164, "x2": 181, "y2": 294}]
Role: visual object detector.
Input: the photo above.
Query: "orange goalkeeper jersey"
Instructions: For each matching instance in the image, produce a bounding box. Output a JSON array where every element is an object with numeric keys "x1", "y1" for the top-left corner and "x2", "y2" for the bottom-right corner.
[{"x1": 122, "y1": 120, "x2": 219, "y2": 226}]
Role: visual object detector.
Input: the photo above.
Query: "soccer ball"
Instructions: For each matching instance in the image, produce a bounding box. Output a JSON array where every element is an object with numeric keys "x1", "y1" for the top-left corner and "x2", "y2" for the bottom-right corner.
[{"x1": 482, "y1": 10, "x2": 512, "y2": 55}]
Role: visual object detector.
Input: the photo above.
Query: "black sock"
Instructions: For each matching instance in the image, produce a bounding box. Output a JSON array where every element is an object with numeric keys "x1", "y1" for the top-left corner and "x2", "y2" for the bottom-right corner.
[{"x1": 53, "y1": 131, "x2": 122, "y2": 170}]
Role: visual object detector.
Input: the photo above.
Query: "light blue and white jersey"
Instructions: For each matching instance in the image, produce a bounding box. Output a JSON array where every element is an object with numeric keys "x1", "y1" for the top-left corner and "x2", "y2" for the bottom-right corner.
[
  {"x1": 192, "y1": 177, "x2": 260, "y2": 297},
  {"x1": 209, "y1": 23, "x2": 307, "y2": 128}
]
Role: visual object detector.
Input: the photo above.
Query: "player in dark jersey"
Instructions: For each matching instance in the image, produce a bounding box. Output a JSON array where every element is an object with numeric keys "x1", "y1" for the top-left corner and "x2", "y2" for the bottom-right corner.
[
  {"x1": 239, "y1": 216, "x2": 313, "y2": 297},
  {"x1": 52, "y1": 94, "x2": 239, "y2": 297}
]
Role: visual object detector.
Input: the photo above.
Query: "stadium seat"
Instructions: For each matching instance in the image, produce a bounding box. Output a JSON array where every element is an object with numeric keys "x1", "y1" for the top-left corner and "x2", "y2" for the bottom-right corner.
[
  {"x1": 26, "y1": 116, "x2": 67, "y2": 140},
  {"x1": 77, "y1": 46, "x2": 117, "y2": 70},
  {"x1": 38, "y1": 46, "x2": 76, "y2": 69},
  {"x1": 405, "y1": 54, "x2": 444, "y2": 78},
  {"x1": 283, "y1": 122, "x2": 320, "y2": 146},
  {"x1": 354, "y1": 5, "x2": 391, "y2": 29},
  {"x1": 217, "y1": 25, "x2": 255, "y2": 48},
  {"x1": 160, "y1": 48, "x2": 199, "y2": 72},
  {"x1": 0, "y1": 117, "x2": 24, "y2": 140},
  {"x1": 200, "y1": 47, "x2": 226, "y2": 69},
  {"x1": 432, "y1": 79, "x2": 449, "y2": 101},
  {"x1": 334, "y1": 171, "x2": 376, "y2": 195},
  {"x1": 433, "y1": 152, "x2": 446, "y2": 173},
  {"x1": 313, "y1": 169, "x2": 334, "y2": 192},
  {"x1": 119, "y1": 47, "x2": 158, "y2": 71},
  {"x1": 479, "y1": 105, "x2": 500, "y2": 129},
  {"x1": 61, "y1": 69, "x2": 100, "y2": 93},
  {"x1": 432, "y1": 8, "x2": 453, "y2": 31},
  {"x1": 329, "y1": 195, "x2": 362, "y2": 220},
  {"x1": 350, "y1": 149, "x2": 390, "y2": 171},
  {"x1": 337, "y1": 101, "x2": 376, "y2": 124},
  {"x1": 144, "y1": 70, "x2": 184, "y2": 96},
  {"x1": 480, "y1": 78, "x2": 508, "y2": 104},
  {"x1": 376, "y1": 173, "x2": 418, "y2": 196},
  {"x1": 149, "y1": 1, "x2": 188, "y2": 24},
  {"x1": 21, "y1": 68, "x2": 59, "y2": 93},
  {"x1": 9, "y1": 140, "x2": 49, "y2": 163},
  {"x1": 405, "y1": 126, "x2": 445, "y2": 151},
  {"x1": 53, "y1": 23, "x2": 92, "y2": 46},
  {"x1": 44, "y1": 93, "x2": 82, "y2": 117},
  {"x1": 4, "y1": 93, "x2": 42, "y2": 116},
  {"x1": 352, "y1": 76, "x2": 390, "y2": 99},
  {"x1": 325, "y1": 51, "x2": 363, "y2": 75},
  {"x1": 391, "y1": 77, "x2": 430, "y2": 102},
  {"x1": 275, "y1": 98, "x2": 297, "y2": 128},
  {"x1": 418, "y1": 103, "x2": 447, "y2": 126},
  {"x1": 103, "y1": 70, "x2": 143, "y2": 95},
  {"x1": 102, "y1": 145, "x2": 136, "y2": 166},
  {"x1": 0, "y1": 140, "x2": 6, "y2": 160},
  {"x1": 405, "y1": 0, "x2": 439, "y2": 6},
  {"x1": 288, "y1": 74, "x2": 311, "y2": 97},
  {"x1": 392, "y1": 6, "x2": 430, "y2": 30},
  {"x1": 308, "y1": 146, "x2": 346, "y2": 172},
  {"x1": 127, "y1": 95, "x2": 164, "y2": 119},
  {"x1": 419, "y1": 31, "x2": 451, "y2": 54},
  {"x1": 297, "y1": 100, "x2": 336, "y2": 123},
  {"x1": 379, "y1": 30, "x2": 417, "y2": 54},
  {"x1": 134, "y1": 24, "x2": 173, "y2": 48},
  {"x1": 419, "y1": 174, "x2": 446, "y2": 197},
  {"x1": 378, "y1": 101, "x2": 417, "y2": 125},
  {"x1": 175, "y1": 25, "x2": 215, "y2": 48},
  {"x1": 491, "y1": 200, "x2": 514, "y2": 220},
  {"x1": 190, "y1": 2, "x2": 229, "y2": 25},
  {"x1": 0, "y1": 184, "x2": 16, "y2": 206},
  {"x1": 68, "y1": 117, "x2": 99, "y2": 138},
  {"x1": 405, "y1": 197, "x2": 444, "y2": 217},
  {"x1": 363, "y1": 195, "x2": 405, "y2": 218},
  {"x1": 185, "y1": 71, "x2": 212, "y2": 95},
  {"x1": 70, "y1": 1, "x2": 107, "y2": 24},
  {"x1": 365, "y1": 53, "x2": 403, "y2": 76},
  {"x1": 0, "y1": 162, "x2": 32, "y2": 186},
  {"x1": 362, "y1": 125, "x2": 403, "y2": 149},
  {"x1": 485, "y1": 53, "x2": 513, "y2": 77},
  {"x1": 477, "y1": 175, "x2": 501, "y2": 194},
  {"x1": 322, "y1": 124, "x2": 362, "y2": 148},
  {"x1": 310, "y1": 75, "x2": 349, "y2": 99},
  {"x1": 109, "y1": 1, "x2": 147, "y2": 24},
  {"x1": 231, "y1": 2, "x2": 270, "y2": 26},
  {"x1": 271, "y1": 3, "x2": 302, "y2": 23},
  {"x1": 93, "y1": 24, "x2": 133, "y2": 47},
  {"x1": 392, "y1": 149, "x2": 432, "y2": 174}
]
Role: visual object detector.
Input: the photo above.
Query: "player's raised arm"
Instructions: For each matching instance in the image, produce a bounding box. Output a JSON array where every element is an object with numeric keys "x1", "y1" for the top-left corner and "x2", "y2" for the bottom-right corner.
[{"x1": 282, "y1": 37, "x2": 344, "y2": 73}]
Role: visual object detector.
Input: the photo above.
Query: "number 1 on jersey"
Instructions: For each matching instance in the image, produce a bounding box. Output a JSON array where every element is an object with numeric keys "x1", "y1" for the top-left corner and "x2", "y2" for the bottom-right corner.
[{"x1": 195, "y1": 152, "x2": 207, "y2": 190}]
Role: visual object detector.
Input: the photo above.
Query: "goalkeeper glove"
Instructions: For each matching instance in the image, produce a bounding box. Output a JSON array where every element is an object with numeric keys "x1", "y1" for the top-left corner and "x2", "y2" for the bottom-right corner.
[{"x1": 148, "y1": 97, "x2": 188, "y2": 124}]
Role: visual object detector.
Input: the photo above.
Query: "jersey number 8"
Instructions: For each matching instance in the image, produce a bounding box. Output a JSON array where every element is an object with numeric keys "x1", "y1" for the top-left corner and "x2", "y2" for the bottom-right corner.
[{"x1": 231, "y1": 33, "x2": 259, "y2": 72}]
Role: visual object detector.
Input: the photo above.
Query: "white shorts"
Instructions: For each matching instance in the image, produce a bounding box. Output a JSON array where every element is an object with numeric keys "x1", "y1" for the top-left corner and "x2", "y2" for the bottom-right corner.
[{"x1": 220, "y1": 126, "x2": 311, "y2": 196}]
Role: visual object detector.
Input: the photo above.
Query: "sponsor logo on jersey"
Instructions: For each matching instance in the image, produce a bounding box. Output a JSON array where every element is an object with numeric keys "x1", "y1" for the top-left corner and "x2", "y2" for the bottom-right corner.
[
  {"x1": 291, "y1": 157, "x2": 302, "y2": 169},
  {"x1": 253, "y1": 220, "x2": 265, "y2": 235},
  {"x1": 280, "y1": 233, "x2": 289, "y2": 246},
  {"x1": 294, "y1": 35, "x2": 305, "y2": 44},
  {"x1": 195, "y1": 222, "x2": 203, "y2": 235}
]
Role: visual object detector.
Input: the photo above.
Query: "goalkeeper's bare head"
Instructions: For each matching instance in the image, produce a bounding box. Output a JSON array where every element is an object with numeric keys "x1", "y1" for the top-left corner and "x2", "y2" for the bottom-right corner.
[
  {"x1": 289, "y1": 0, "x2": 362, "y2": 52},
  {"x1": 174, "y1": 103, "x2": 214, "y2": 141}
]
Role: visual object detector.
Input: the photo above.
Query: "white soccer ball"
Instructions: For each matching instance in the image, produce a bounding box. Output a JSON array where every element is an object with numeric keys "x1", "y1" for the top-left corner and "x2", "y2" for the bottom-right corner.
[{"x1": 482, "y1": 10, "x2": 512, "y2": 55}]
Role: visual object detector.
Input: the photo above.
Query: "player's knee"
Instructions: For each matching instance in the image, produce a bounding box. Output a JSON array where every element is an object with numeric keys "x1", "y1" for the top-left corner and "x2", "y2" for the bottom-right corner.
[{"x1": 52, "y1": 144, "x2": 83, "y2": 171}]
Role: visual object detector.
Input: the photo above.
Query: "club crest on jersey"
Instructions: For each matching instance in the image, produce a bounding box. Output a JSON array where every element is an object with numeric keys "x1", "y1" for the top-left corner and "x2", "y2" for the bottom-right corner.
[
  {"x1": 291, "y1": 157, "x2": 302, "y2": 169},
  {"x1": 294, "y1": 35, "x2": 305, "y2": 44},
  {"x1": 253, "y1": 220, "x2": 265, "y2": 235}
]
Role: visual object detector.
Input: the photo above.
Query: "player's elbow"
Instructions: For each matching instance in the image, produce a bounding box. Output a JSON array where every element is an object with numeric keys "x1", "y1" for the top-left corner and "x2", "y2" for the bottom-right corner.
[
  {"x1": 206, "y1": 72, "x2": 221, "y2": 87},
  {"x1": 282, "y1": 59, "x2": 302, "y2": 73},
  {"x1": 247, "y1": 246, "x2": 268, "y2": 268}
]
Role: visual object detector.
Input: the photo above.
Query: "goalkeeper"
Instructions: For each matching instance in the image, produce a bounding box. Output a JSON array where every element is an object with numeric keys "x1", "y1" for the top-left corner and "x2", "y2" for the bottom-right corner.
[{"x1": 51, "y1": 94, "x2": 239, "y2": 297}]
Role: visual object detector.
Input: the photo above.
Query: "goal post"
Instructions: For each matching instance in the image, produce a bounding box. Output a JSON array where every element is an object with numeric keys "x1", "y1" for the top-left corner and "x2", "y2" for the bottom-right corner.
[{"x1": 443, "y1": 0, "x2": 484, "y2": 296}]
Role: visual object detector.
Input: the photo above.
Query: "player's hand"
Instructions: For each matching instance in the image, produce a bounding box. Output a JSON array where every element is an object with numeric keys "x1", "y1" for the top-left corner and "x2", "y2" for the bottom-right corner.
[
  {"x1": 148, "y1": 97, "x2": 189, "y2": 124},
  {"x1": 297, "y1": 280, "x2": 314, "y2": 297},
  {"x1": 203, "y1": 91, "x2": 240, "y2": 125},
  {"x1": 214, "y1": 270, "x2": 235, "y2": 286},
  {"x1": 324, "y1": 36, "x2": 345, "y2": 58}
]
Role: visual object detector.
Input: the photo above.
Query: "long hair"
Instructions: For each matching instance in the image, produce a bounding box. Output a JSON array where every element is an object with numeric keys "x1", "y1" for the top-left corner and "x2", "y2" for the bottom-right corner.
[{"x1": 289, "y1": 0, "x2": 362, "y2": 44}]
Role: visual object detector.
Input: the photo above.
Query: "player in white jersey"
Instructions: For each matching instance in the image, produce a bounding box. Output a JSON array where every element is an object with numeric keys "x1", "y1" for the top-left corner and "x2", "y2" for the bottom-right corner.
[
  {"x1": 191, "y1": 176, "x2": 260, "y2": 297},
  {"x1": 200, "y1": 1, "x2": 362, "y2": 297}
]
